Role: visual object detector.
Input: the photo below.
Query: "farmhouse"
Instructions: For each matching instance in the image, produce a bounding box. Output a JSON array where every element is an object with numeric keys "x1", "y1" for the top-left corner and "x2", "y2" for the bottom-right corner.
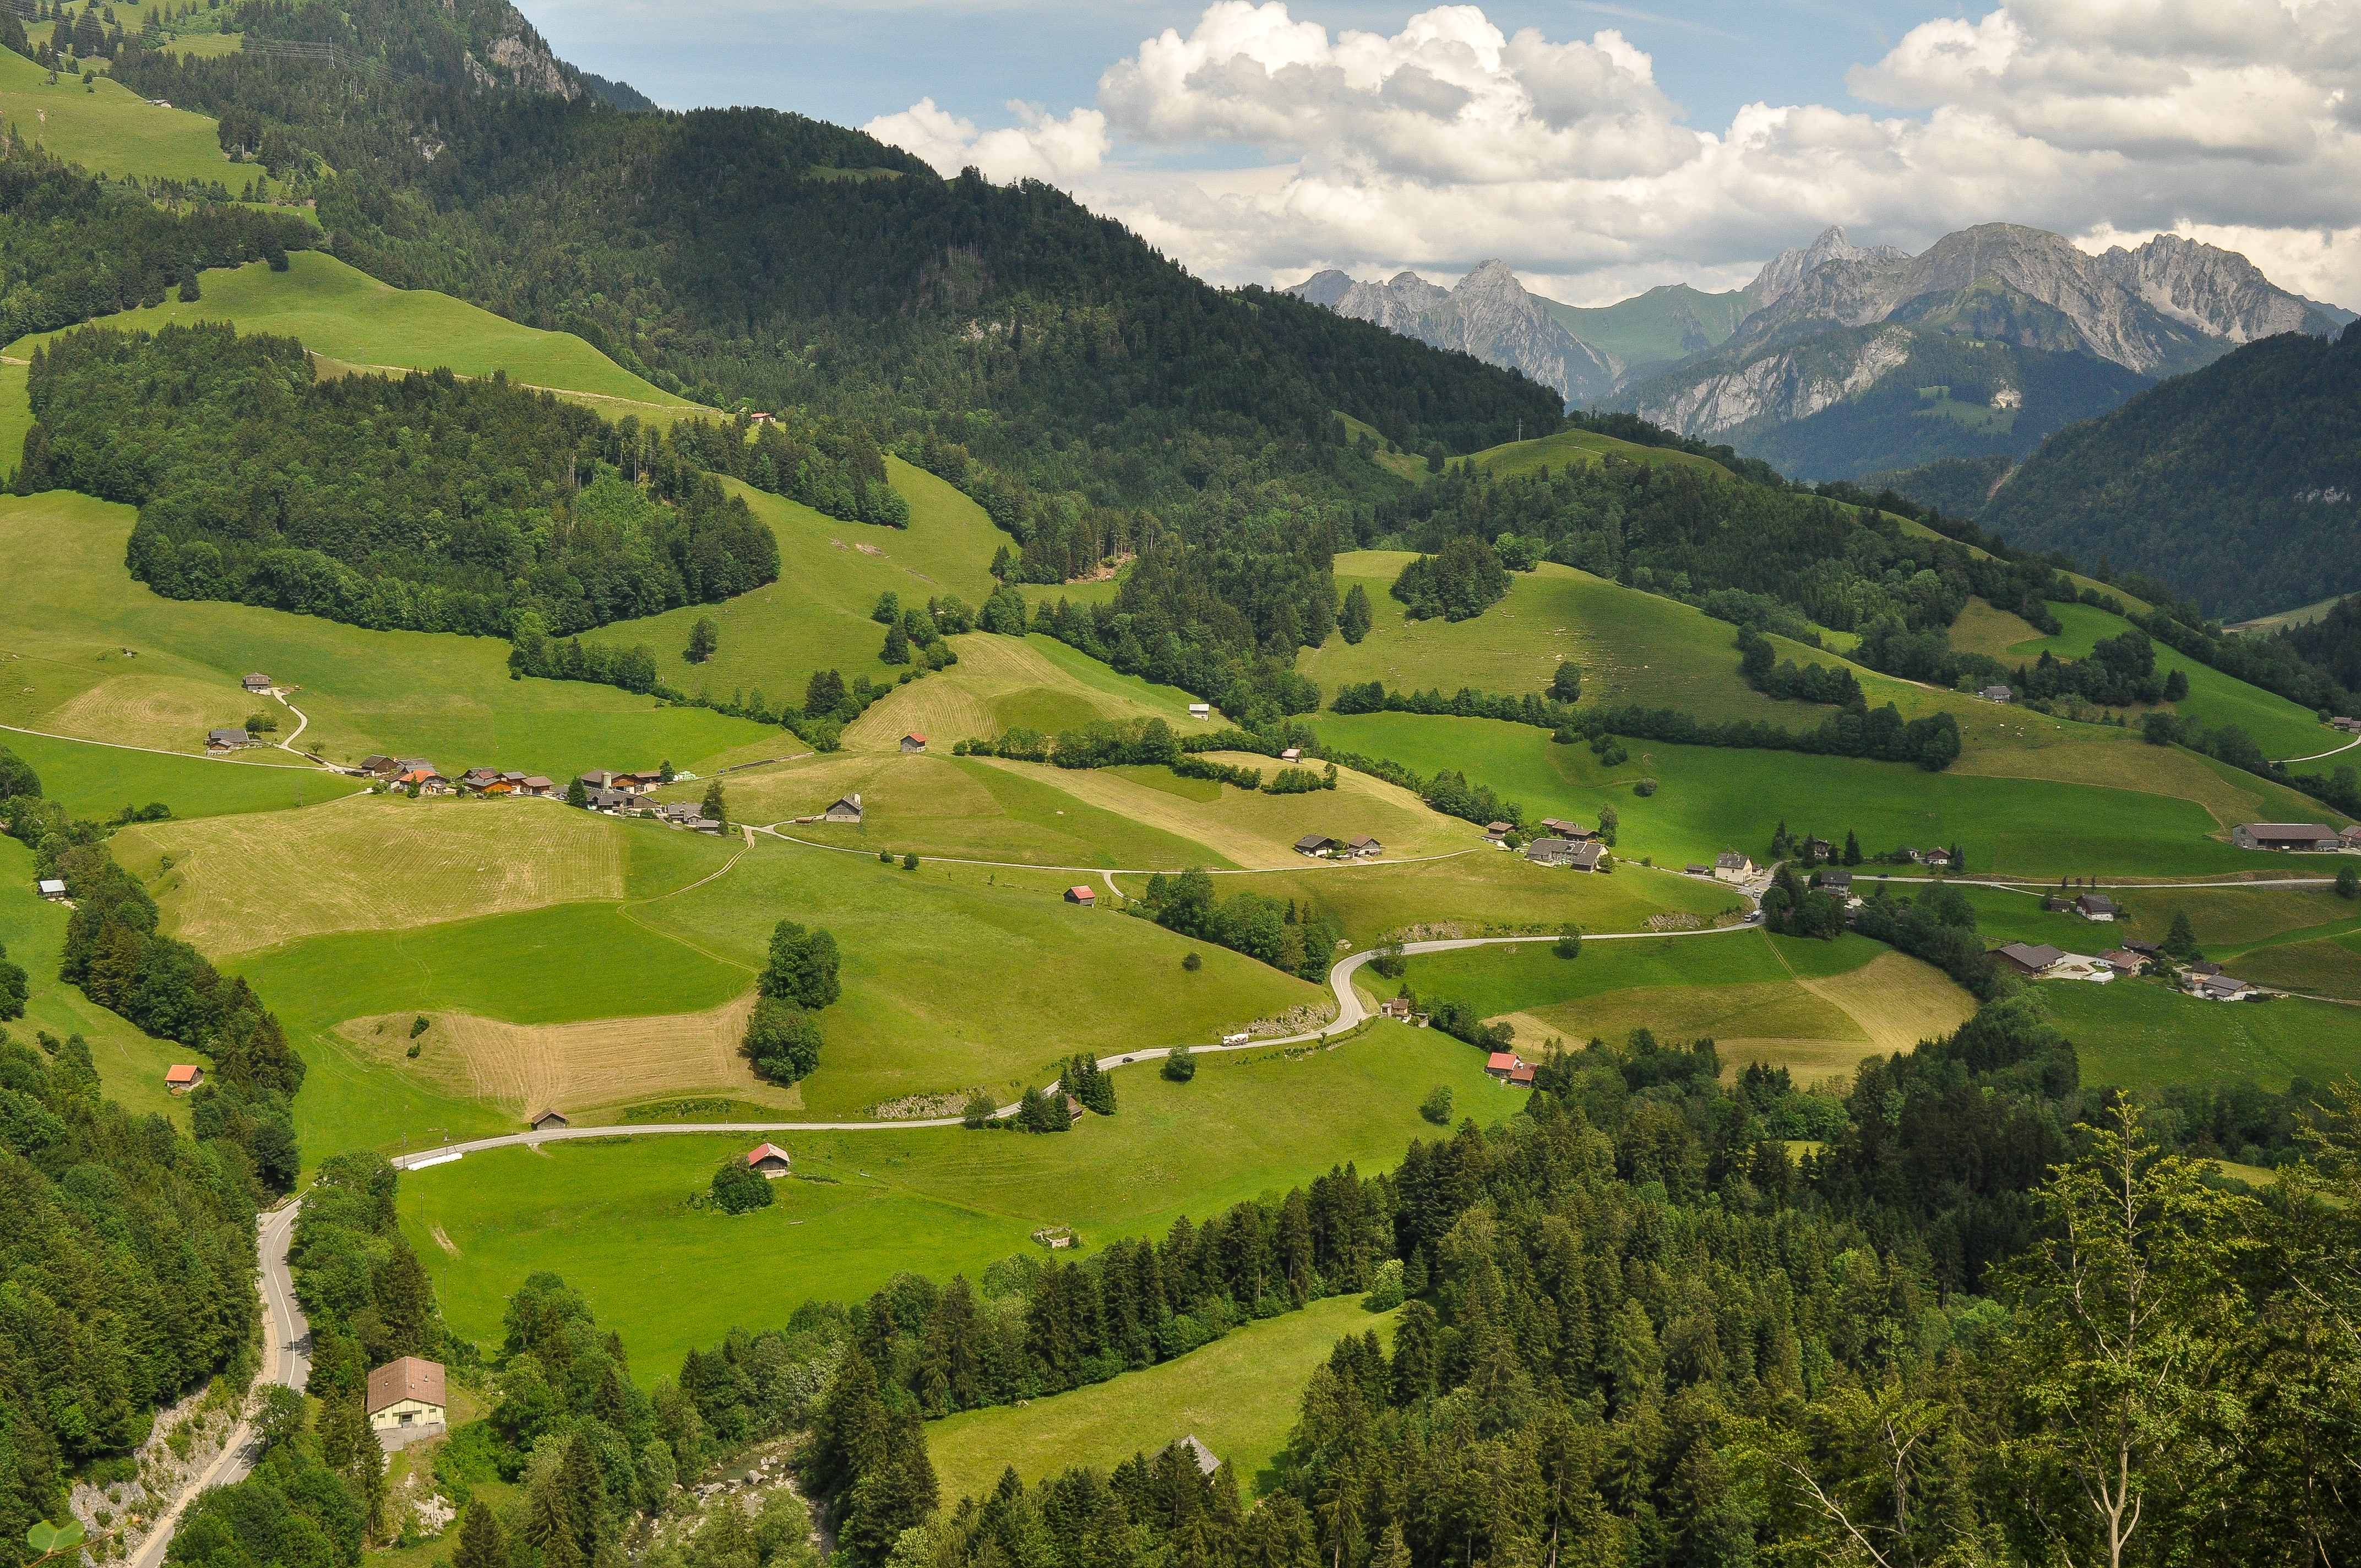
[
  {"x1": 530, "y1": 1109, "x2": 568, "y2": 1131},
  {"x1": 824, "y1": 793, "x2": 863, "y2": 823},
  {"x1": 1541, "y1": 818, "x2": 1593, "y2": 840},
  {"x1": 458, "y1": 767, "x2": 501, "y2": 792},
  {"x1": 206, "y1": 728, "x2": 254, "y2": 750},
  {"x1": 1526, "y1": 837, "x2": 1576, "y2": 866},
  {"x1": 744, "y1": 1142, "x2": 793, "y2": 1178},
  {"x1": 1279, "y1": 747, "x2": 1302, "y2": 761},
  {"x1": 358, "y1": 755, "x2": 398, "y2": 777},
  {"x1": 1295, "y1": 834, "x2": 1340, "y2": 857},
  {"x1": 2233, "y1": 822, "x2": 2341, "y2": 851},
  {"x1": 1065, "y1": 886, "x2": 1096, "y2": 906},
  {"x1": 2343, "y1": 825, "x2": 2361, "y2": 848},
  {"x1": 585, "y1": 787, "x2": 635, "y2": 813},
  {"x1": 519, "y1": 776, "x2": 557, "y2": 797},
  {"x1": 2099, "y1": 949, "x2": 2147, "y2": 973},
  {"x1": 1188, "y1": 703, "x2": 1211, "y2": 720},
  {"x1": 616, "y1": 771, "x2": 667, "y2": 793},
  {"x1": 36, "y1": 878, "x2": 66, "y2": 900},
  {"x1": 1510, "y1": 1060, "x2": 1536, "y2": 1086},
  {"x1": 2332, "y1": 716, "x2": 2359, "y2": 733},
  {"x1": 1484, "y1": 1051, "x2": 1525, "y2": 1081},
  {"x1": 164, "y1": 1064, "x2": 203, "y2": 1093},
  {"x1": 481, "y1": 777, "x2": 519, "y2": 797},
  {"x1": 243, "y1": 672, "x2": 274, "y2": 693},
  {"x1": 1994, "y1": 942, "x2": 2066, "y2": 977},
  {"x1": 2190, "y1": 974, "x2": 2256, "y2": 1001},
  {"x1": 1924, "y1": 848, "x2": 1952, "y2": 869},
  {"x1": 1484, "y1": 821, "x2": 1514, "y2": 845},
  {"x1": 395, "y1": 769, "x2": 450, "y2": 795},
  {"x1": 1815, "y1": 869, "x2": 1853, "y2": 893},
  {"x1": 2076, "y1": 892, "x2": 2116, "y2": 921},
  {"x1": 1174, "y1": 1436, "x2": 1221, "y2": 1478},
  {"x1": 2123, "y1": 940, "x2": 2164, "y2": 959},
  {"x1": 366, "y1": 1357, "x2": 447, "y2": 1448},
  {"x1": 1685, "y1": 863, "x2": 1709, "y2": 876},
  {"x1": 1980, "y1": 685, "x2": 2012, "y2": 703},
  {"x1": 392, "y1": 757, "x2": 436, "y2": 777},
  {"x1": 1379, "y1": 997, "x2": 1416, "y2": 1020},
  {"x1": 901, "y1": 733, "x2": 927, "y2": 753},
  {"x1": 1713, "y1": 852, "x2": 1755, "y2": 882},
  {"x1": 1348, "y1": 835, "x2": 1383, "y2": 858},
  {"x1": 1568, "y1": 841, "x2": 1607, "y2": 871}
]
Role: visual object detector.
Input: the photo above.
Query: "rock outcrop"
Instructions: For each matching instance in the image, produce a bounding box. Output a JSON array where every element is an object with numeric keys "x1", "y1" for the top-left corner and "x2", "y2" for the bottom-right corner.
[{"x1": 1287, "y1": 262, "x2": 1615, "y2": 404}]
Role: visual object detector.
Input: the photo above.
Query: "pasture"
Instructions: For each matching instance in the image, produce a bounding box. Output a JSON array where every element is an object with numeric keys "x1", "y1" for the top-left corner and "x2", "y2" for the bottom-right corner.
[
  {"x1": 0, "y1": 490, "x2": 779, "y2": 779},
  {"x1": 1396, "y1": 930, "x2": 1977, "y2": 1083},
  {"x1": 0, "y1": 46, "x2": 264, "y2": 189},
  {"x1": 0, "y1": 727, "x2": 358, "y2": 820},
  {"x1": 2047, "y1": 979, "x2": 2361, "y2": 1093},
  {"x1": 396, "y1": 1029, "x2": 1503, "y2": 1377},
  {"x1": 6, "y1": 252, "x2": 689, "y2": 415},
  {"x1": 1312, "y1": 710, "x2": 2328, "y2": 879},
  {"x1": 840, "y1": 632, "x2": 1212, "y2": 754},
  {"x1": 929, "y1": 1293, "x2": 1395, "y2": 1502}
]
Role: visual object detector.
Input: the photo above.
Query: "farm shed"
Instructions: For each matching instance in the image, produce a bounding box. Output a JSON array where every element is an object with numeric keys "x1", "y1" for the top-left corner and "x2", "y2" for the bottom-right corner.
[{"x1": 745, "y1": 1143, "x2": 793, "y2": 1177}]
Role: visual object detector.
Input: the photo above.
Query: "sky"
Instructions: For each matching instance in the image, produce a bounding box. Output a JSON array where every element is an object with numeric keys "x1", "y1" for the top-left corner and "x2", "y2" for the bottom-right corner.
[{"x1": 524, "y1": 0, "x2": 2361, "y2": 308}]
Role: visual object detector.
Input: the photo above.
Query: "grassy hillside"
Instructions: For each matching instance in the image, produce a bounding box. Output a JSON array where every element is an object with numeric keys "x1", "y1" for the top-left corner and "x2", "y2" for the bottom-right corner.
[
  {"x1": 0, "y1": 45, "x2": 273, "y2": 190},
  {"x1": 395, "y1": 1030, "x2": 1502, "y2": 1378},
  {"x1": 839, "y1": 633, "x2": 1211, "y2": 753},
  {"x1": 929, "y1": 1293, "x2": 1396, "y2": 1501},
  {"x1": 4, "y1": 251, "x2": 692, "y2": 418},
  {"x1": 1314, "y1": 710, "x2": 2331, "y2": 878},
  {"x1": 1397, "y1": 930, "x2": 1977, "y2": 1085},
  {"x1": 0, "y1": 490, "x2": 779, "y2": 778},
  {"x1": 2048, "y1": 978, "x2": 2361, "y2": 1092},
  {"x1": 0, "y1": 726, "x2": 358, "y2": 819},
  {"x1": 1470, "y1": 426, "x2": 1740, "y2": 484}
]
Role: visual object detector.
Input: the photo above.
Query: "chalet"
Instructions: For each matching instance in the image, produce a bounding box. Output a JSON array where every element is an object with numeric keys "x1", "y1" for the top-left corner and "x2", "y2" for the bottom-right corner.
[
  {"x1": 2123, "y1": 939, "x2": 2164, "y2": 959},
  {"x1": 1509, "y1": 1061, "x2": 1536, "y2": 1087},
  {"x1": 1379, "y1": 998, "x2": 1416, "y2": 1020},
  {"x1": 366, "y1": 1357, "x2": 447, "y2": 1448},
  {"x1": 35, "y1": 878, "x2": 66, "y2": 900},
  {"x1": 1295, "y1": 834, "x2": 1340, "y2": 857},
  {"x1": 458, "y1": 767, "x2": 501, "y2": 792},
  {"x1": 656, "y1": 801, "x2": 701, "y2": 824},
  {"x1": 1065, "y1": 886, "x2": 1096, "y2": 906},
  {"x1": 1924, "y1": 848, "x2": 1953, "y2": 869},
  {"x1": 901, "y1": 733, "x2": 928, "y2": 753},
  {"x1": 2099, "y1": 949, "x2": 2147, "y2": 973},
  {"x1": 358, "y1": 755, "x2": 399, "y2": 777},
  {"x1": 482, "y1": 778, "x2": 519, "y2": 797},
  {"x1": 1188, "y1": 703, "x2": 1212, "y2": 720},
  {"x1": 1348, "y1": 835, "x2": 1383, "y2": 858},
  {"x1": 1278, "y1": 748, "x2": 1302, "y2": 761},
  {"x1": 206, "y1": 728, "x2": 255, "y2": 750},
  {"x1": 1526, "y1": 837, "x2": 1576, "y2": 866},
  {"x1": 585, "y1": 787, "x2": 635, "y2": 813},
  {"x1": 689, "y1": 818, "x2": 725, "y2": 835},
  {"x1": 396, "y1": 769, "x2": 450, "y2": 795},
  {"x1": 243, "y1": 672, "x2": 274, "y2": 693},
  {"x1": 2233, "y1": 822, "x2": 2341, "y2": 852},
  {"x1": 579, "y1": 770, "x2": 625, "y2": 793},
  {"x1": 1802, "y1": 837, "x2": 1834, "y2": 861},
  {"x1": 1815, "y1": 869, "x2": 1853, "y2": 894},
  {"x1": 529, "y1": 1109, "x2": 568, "y2": 1131},
  {"x1": 750, "y1": 412, "x2": 774, "y2": 424},
  {"x1": 2189, "y1": 960, "x2": 2223, "y2": 977},
  {"x1": 1713, "y1": 851, "x2": 1755, "y2": 883},
  {"x1": 2076, "y1": 892, "x2": 2116, "y2": 921},
  {"x1": 392, "y1": 757, "x2": 435, "y2": 776},
  {"x1": 1541, "y1": 818, "x2": 1593, "y2": 841},
  {"x1": 1484, "y1": 1051, "x2": 1524, "y2": 1081},
  {"x1": 1484, "y1": 821, "x2": 1514, "y2": 845},
  {"x1": 615, "y1": 771, "x2": 666, "y2": 793},
  {"x1": 1568, "y1": 842, "x2": 1607, "y2": 871},
  {"x1": 2332, "y1": 716, "x2": 2360, "y2": 733},
  {"x1": 519, "y1": 776, "x2": 557, "y2": 797},
  {"x1": 1174, "y1": 1436, "x2": 1221, "y2": 1478},
  {"x1": 2191, "y1": 974, "x2": 2256, "y2": 1001},
  {"x1": 164, "y1": 1064, "x2": 203, "y2": 1093},
  {"x1": 1994, "y1": 942, "x2": 2066, "y2": 977},
  {"x1": 2343, "y1": 825, "x2": 2361, "y2": 848},
  {"x1": 1980, "y1": 685, "x2": 2012, "y2": 703},
  {"x1": 823, "y1": 793, "x2": 863, "y2": 824},
  {"x1": 744, "y1": 1143, "x2": 793, "y2": 1178},
  {"x1": 2044, "y1": 895, "x2": 2073, "y2": 912}
]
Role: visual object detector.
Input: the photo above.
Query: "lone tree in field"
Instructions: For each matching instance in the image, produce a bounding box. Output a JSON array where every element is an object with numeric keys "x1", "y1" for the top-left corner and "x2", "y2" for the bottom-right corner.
[
  {"x1": 684, "y1": 617, "x2": 717, "y2": 663},
  {"x1": 2163, "y1": 908, "x2": 2204, "y2": 962},
  {"x1": 701, "y1": 780, "x2": 727, "y2": 825},
  {"x1": 762, "y1": 920, "x2": 841, "y2": 1009},
  {"x1": 1553, "y1": 925, "x2": 1581, "y2": 960},
  {"x1": 1162, "y1": 1043, "x2": 1196, "y2": 1081},
  {"x1": 1420, "y1": 1086, "x2": 1454, "y2": 1125},
  {"x1": 1550, "y1": 660, "x2": 1581, "y2": 703},
  {"x1": 1338, "y1": 583, "x2": 1373, "y2": 645},
  {"x1": 711, "y1": 1159, "x2": 773, "y2": 1214}
]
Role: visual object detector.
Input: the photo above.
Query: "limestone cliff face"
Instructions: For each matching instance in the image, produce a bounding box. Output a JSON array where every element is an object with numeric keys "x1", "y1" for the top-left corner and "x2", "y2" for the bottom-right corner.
[
  {"x1": 1288, "y1": 262, "x2": 1614, "y2": 404},
  {"x1": 1631, "y1": 326, "x2": 1916, "y2": 435},
  {"x1": 1742, "y1": 226, "x2": 1910, "y2": 311},
  {"x1": 2093, "y1": 233, "x2": 2346, "y2": 345}
]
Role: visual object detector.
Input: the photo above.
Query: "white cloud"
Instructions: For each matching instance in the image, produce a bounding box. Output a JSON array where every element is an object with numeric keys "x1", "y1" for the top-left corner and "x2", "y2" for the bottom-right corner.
[{"x1": 859, "y1": 1, "x2": 2361, "y2": 307}]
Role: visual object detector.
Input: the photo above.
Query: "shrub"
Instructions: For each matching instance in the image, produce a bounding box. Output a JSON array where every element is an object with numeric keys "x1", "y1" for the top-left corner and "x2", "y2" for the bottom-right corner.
[
  {"x1": 1553, "y1": 927, "x2": 1581, "y2": 960},
  {"x1": 1162, "y1": 1044, "x2": 1196, "y2": 1082},
  {"x1": 2338, "y1": 862, "x2": 2358, "y2": 900},
  {"x1": 1634, "y1": 777, "x2": 1657, "y2": 797},
  {"x1": 711, "y1": 1161, "x2": 773, "y2": 1214},
  {"x1": 1182, "y1": 951, "x2": 1202, "y2": 972},
  {"x1": 1419, "y1": 1086, "x2": 1454, "y2": 1125}
]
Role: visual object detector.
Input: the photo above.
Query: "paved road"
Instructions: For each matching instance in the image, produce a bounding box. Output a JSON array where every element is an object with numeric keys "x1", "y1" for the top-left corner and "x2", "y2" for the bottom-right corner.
[
  {"x1": 132, "y1": 1203, "x2": 310, "y2": 1568},
  {"x1": 385, "y1": 918, "x2": 1764, "y2": 1169}
]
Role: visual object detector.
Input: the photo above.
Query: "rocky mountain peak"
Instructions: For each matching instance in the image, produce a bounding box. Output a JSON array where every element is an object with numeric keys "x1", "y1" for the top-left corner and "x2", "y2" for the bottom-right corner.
[
  {"x1": 1745, "y1": 226, "x2": 1911, "y2": 310},
  {"x1": 1287, "y1": 260, "x2": 1612, "y2": 405},
  {"x1": 2092, "y1": 233, "x2": 2342, "y2": 344}
]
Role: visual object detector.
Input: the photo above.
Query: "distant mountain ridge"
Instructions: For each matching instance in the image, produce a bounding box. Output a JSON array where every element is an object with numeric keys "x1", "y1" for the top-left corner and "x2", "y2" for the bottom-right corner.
[{"x1": 1290, "y1": 224, "x2": 2351, "y2": 482}]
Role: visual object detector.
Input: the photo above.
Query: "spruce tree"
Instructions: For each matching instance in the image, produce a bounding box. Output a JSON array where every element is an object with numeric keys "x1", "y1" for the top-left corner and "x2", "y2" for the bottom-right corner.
[
  {"x1": 1338, "y1": 583, "x2": 1372, "y2": 645},
  {"x1": 558, "y1": 1433, "x2": 608, "y2": 1558},
  {"x1": 452, "y1": 1501, "x2": 512, "y2": 1568},
  {"x1": 2164, "y1": 908, "x2": 2203, "y2": 962},
  {"x1": 525, "y1": 1480, "x2": 583, "y2": 1568},
  {"x1": 1843, "y1": 830, "x2": 1862, "y2": 865},
  {"x1": 881, "y1": 622, "x2": 911, "y2": 665},
  {"x1": 701, "y1": 780, "x2": 727, "y2": 825},
  {"x1": 566, "y1": 776, "x2": 588, "y2": 808},
  {"x1": 685, "y1": 616, "x2": 717, "y2": 663}
]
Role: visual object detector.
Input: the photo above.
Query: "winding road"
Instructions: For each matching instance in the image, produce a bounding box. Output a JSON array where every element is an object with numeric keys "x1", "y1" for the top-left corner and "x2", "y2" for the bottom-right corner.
[{"x1": 129, "y1": 1204, "x2": 310, "y2": 1568}]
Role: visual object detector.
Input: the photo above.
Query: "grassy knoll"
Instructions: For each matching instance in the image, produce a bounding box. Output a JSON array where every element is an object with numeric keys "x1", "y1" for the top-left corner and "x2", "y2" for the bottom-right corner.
[
  {"x1": 115, "y1": 793, "x2": 637, "y2": 956},
  {"x1": 586, "y1": 467, "x2": 1008, "y2": 720},
  {"x1": 840, "y1": 632, "x2": 1216, "y2": 754},
  {"x1": 2048, "y1": 978, "x2": 2361, "y2": 1092},
  {"x1": 1395, "y1": 930, "x2": 1976, "y2": 1083},
  {"x1": 397, "y1": 1031, "x2": 1502, "y2": 1378},
  {"x1": 0, "y1": 490, "x2": 778, "y2": 777},
  {"x1": 621, "y1": 837, "x2": 1323, "y2": 1116},
  {"x1": 0, "y1": 727, "x2": 360, "y2": 819},
  {"x1": 929, "y1": 1293, "x2": 1396, "y2": 1501},
  {"x1": 1313, "y1": 711, "x2": 2325, "y2": 879},
  {"x1": 1470, "y1": 426, "x2": 1737, "y2": 484},
  {"x1": 693, "y1": 752, "x2": 1233, "y2": 870},
  {"x1": 0, "y1": 837, "x2": 191, "y2": 1124},
  {"x1": 6, "y1": 252, "x2": 687, "y2": 415},
  {"x1": 0, "y1": 46, "x2": 267, "y2": 189}
]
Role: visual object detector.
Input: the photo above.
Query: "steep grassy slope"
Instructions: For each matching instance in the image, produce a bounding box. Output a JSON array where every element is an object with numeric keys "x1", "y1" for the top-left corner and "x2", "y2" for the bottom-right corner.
[
  {"x1": 0, "y1": 490, "x2": 777, "y2": 777},
  {"x1": 0, "y1": 46, "x2": 271, "y2": 189}
]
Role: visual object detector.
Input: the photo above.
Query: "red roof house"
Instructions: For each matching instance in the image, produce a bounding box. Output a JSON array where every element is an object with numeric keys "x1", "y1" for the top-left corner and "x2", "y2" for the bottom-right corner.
[
  {"x1": 165, "y1": 1064, "x2": 203, "y2": 1092},
  {"x1": 745, "y1": 1143, "x2": 793, "y2": 1178},
  {"x1": 1484, "y1": 1052, "x2": 1522, "y2": 1080},
  {"x1": 1065, "y1": 886, "x2": 1096, "y2": 905}
]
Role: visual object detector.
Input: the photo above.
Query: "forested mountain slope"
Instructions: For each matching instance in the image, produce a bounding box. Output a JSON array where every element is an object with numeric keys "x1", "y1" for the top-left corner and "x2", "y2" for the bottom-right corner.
[{"x1": 1982, "y1": 323, "x2": 2361, "y2": 619}]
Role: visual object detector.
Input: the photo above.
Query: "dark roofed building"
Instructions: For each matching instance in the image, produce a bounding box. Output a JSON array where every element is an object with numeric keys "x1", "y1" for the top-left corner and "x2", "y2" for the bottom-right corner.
[
  {"x1": 1525, "y1": 836, "x2": 1576, "y2": 866},
  {"x1": 529, "y1": 1109, "x2": 568, "y2": 1131},
  {"x1": 207, "y1": 728, "x2": 254, "y2": 749},
  {"x1": 2233, "y1": 822, "x2": 2341, "y2": 851},
  {"x1": 1295, "y1": 834, "x2": 1339, "y2": 857},
  {"x1": 1994, "y1": 941, "x2": 2066, "y2": 977},
  {"x1": 2077, "y1": 892, "x2": 2116, "y2": 921},
  {"x1": 1568, "y1": 841, "x2": 1606, "y2": 871},
  {"x1": 243, "y1": 672, "x2": 274, "y2": 692},
  {"x1": 1815, "y1": 869, "x2": 1853, "y2": 892}
]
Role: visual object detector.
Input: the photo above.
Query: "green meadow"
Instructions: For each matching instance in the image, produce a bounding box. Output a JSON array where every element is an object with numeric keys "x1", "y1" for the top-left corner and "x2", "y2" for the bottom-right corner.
[
  {"x1": 929, "y1": 1293, "x2": 1395, "y2": 1502},
  {"x1": 0, "y1": 46, "x2": 268, "y2": 189},
  {"x1": 2046, "y1": 979, "x2": 2361, "y2": 1092},
  {"x1": 0, "y1": 727, "x2": 361, "y2": 820},
  {"x1": 0, "y1": 490, "x2": 780, "y2": 779},
  {"x1": 397, "y1": 1031, "x2": 1504, "y2": 1377},
  {"x1": 7, "y1": 252, "x2": 691, "y2": 415},
  {"x1": 1313, "y1": 710, "x2": 2322, "y2": 879}
]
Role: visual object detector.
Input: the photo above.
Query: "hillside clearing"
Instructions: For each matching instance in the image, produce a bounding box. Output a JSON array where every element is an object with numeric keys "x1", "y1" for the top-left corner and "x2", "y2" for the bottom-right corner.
[{"x1": 0, "y1": 46, "x2": 265, "y2": 189}]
